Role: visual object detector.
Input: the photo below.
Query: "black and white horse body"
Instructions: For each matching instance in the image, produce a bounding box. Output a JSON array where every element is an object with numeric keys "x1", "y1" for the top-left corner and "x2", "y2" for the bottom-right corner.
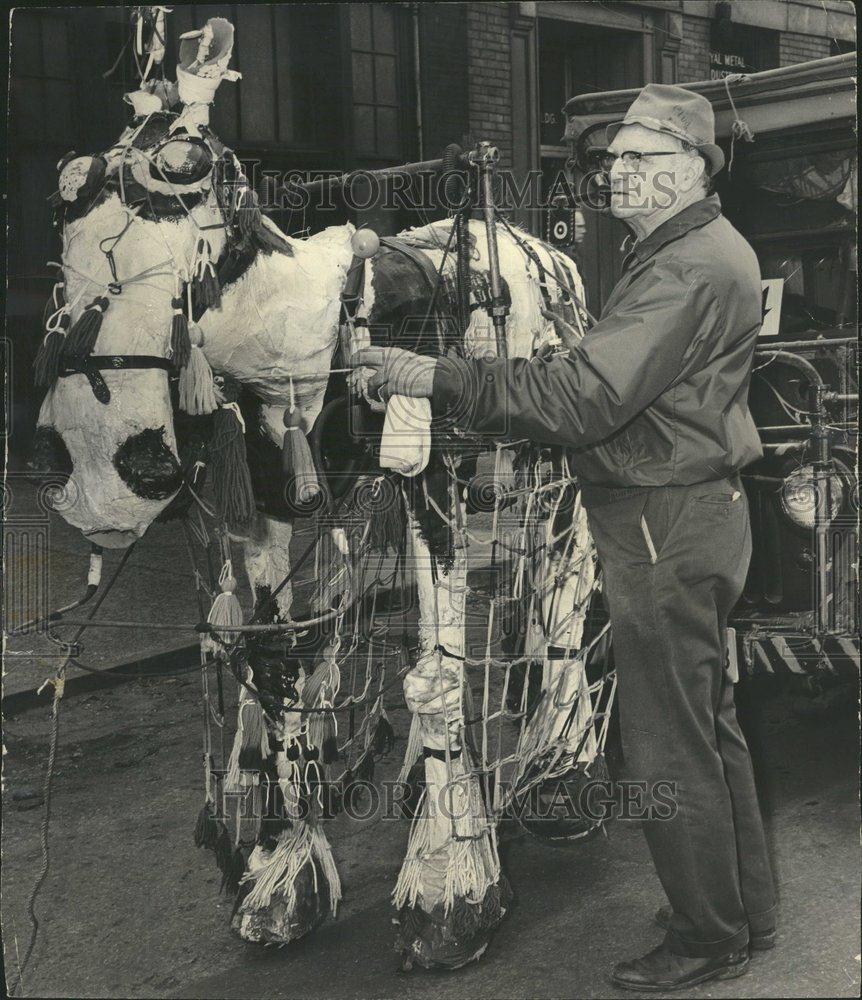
[{"x1": 32, "y1": 13, "x2": 600, "y2": 968}]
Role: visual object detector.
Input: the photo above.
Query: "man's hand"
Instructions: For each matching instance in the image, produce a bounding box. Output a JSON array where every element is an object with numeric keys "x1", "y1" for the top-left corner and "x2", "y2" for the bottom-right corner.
[{"x1": 350, "y1": 347, "x2": 436, "y2": 403}]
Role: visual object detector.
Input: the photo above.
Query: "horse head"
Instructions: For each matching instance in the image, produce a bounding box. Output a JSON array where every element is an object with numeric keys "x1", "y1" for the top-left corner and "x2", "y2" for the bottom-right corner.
[{"x1": 31, "y1": 18, "x2": 245, "y2": 547}]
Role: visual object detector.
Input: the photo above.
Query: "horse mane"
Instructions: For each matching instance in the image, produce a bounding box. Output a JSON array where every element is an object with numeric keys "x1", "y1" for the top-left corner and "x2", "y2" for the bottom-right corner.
[{"x1": 250, "y1": 212, "x2": 294, "y2": 257}]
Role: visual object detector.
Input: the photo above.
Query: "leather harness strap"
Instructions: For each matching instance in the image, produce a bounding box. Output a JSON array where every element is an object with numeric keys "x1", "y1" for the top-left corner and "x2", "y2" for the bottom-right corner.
[
  {"x1": 422, "y1": 745, "x2": 463, "y2": 761},
  {"x1": 59, "y1": 355, "x2": 174, "y2": 405},
  {"x1": 338, "y1": 236, "x2": 447, "y2": 359},
  {"x1": 519, "y1": 239, "x2": 553, "y2": 311},
  {"x1": 378, "y1": 236, "x2": 441, "y2": 295}
]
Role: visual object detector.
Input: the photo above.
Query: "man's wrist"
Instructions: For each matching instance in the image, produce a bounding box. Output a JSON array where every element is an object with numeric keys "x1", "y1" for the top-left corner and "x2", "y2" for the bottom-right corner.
[{"x1": 431, "y1": 356, "x2": 478, "y2": 428}]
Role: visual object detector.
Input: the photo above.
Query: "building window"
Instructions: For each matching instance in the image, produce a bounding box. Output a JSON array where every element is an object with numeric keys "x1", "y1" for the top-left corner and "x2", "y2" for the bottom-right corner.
[
  {"x1": 165, "y1": 4, "x2": 343, "y2": 157},
  {"x1": 537, "y1": 20, "x2": 645, "y2": 313},
  {"x1": 350, "y1": 3, "x2": 403, "y2": 160},
  {"x1": 709, "y1": 20, "x2": 779, "y2": 79},
  {"x1": 538, "y1": 20, "x2": 644, "y2": 149},
  {"x1": 830, "y1": 38, "x2": 856, "y2": 57},
  {"x1": 275, "y1": 5, "x2": 342, "y2": 152}
]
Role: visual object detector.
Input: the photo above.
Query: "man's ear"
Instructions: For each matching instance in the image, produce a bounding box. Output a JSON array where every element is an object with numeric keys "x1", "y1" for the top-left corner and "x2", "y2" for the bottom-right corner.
[{"x1": 684, "y1": 154, "x2": 706, "y2": 193}]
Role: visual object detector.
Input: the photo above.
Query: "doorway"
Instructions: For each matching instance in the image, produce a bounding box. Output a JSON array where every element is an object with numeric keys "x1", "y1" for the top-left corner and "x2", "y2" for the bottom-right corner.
[{"x1": 539, "y1": 19, "x2": 645, "y2": 313}]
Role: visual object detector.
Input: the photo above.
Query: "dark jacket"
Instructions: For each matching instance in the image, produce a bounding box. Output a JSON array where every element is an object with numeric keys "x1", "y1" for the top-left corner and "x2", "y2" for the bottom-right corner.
[{"x1": 432, "y1": 195, "x2": 764, "y2": 487}]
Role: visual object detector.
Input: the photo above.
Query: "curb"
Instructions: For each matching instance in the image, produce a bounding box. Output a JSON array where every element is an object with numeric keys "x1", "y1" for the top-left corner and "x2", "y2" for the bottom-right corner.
[
  {"x1": 2, "y1": 643, "x2": 200, "y2": 717},
  {"x1": 2, "y1": 581, "x2": 419, "y2": 717}
]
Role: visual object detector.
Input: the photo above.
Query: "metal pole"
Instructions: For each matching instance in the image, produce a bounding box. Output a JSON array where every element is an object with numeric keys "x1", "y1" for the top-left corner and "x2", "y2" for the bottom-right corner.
[
  {"x1": 471, "y1": 142, "x2": 509, "y2": 357},
  {"x1": 757, "y1": 422, "x2": 856, "y2": 433},
  {"x1": 811, "y1": 383, "x2": 832, "y2": 634},
  {"x1": 412, "y1": 3, "x2": 424, "y2": 161},
  {"x1": 754, "y1": 336, "x2": 857, "y2": 351}
]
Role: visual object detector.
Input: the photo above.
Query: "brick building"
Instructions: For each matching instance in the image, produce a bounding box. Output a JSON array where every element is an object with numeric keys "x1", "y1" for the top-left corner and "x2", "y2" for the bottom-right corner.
[
  {"x1": 467, "y1": 0, "x2": 855, "y2": 305},
  {"x1": 4, "y1": 2, "x2": 856, "y2": 452}
]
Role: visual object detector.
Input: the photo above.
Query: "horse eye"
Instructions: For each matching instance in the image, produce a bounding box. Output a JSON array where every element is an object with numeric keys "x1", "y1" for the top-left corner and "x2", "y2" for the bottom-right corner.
[
  {"x1": 58, "y1": 155, "x2": 106, "y2": 202},
  {"x1": 151, "y1": 140, "x2": 213, "y2": 185}
]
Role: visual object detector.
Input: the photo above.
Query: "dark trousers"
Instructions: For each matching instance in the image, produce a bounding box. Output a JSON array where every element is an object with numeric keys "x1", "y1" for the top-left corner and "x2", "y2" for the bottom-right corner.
[{"x1": 584, "y1": 474, "x2": 777, "y2": 958}]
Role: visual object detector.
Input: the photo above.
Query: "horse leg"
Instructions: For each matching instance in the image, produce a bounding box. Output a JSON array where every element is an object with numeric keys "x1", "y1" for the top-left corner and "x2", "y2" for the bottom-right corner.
[
  {"x1": 242, "y1": 512, "x2": 295, "y2": 622},
  {"x1": 393, "y1": 515, "x2": 511, "y2": 970},
  {"x1": 229, "y1": 513, "x2": 342, "y2": 944},
  {"x1": 515, "y1": 492, "x2": 613, "y2": 842}
]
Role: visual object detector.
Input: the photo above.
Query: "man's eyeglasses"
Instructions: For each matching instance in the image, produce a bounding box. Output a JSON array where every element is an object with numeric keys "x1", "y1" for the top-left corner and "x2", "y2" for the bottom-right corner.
[{"x1": 595, "y1": 150, "x2": 682, "y2": 173}]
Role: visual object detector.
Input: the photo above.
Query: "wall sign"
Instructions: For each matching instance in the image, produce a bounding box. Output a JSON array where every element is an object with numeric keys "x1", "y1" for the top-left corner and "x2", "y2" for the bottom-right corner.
[
  {"x1": 546, "y1": 206, "x2": 575, "y2": 246},
  {"x1": 709, "y1": 20, "x2": 779, "y2": 80},
  {"x1": 760, "y1": 278, "x2": 784, "y2": 338},
  {"x1": 709, "y1": 50, "x2": 753, "y2": 79}
]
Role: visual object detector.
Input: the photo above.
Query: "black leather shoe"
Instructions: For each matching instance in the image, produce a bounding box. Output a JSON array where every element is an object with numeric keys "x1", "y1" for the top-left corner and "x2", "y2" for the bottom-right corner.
[
  {"x1": 611, "y1": 942, "x2": 750, "y2": 992},
  {"x1": 655, "y1": 904, "x2": 777, "y2": 950}
]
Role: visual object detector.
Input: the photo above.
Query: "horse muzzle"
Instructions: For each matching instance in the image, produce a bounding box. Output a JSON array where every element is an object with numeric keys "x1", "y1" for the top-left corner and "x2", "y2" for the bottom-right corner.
[{"x1": 113, "y1": 426, "x2": 183, "y2": 500}]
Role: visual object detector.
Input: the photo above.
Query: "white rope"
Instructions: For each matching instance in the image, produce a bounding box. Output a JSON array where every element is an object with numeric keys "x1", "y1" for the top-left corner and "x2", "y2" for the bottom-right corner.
[{"x1": 722, "y1": 74, "x2": 754, "y2": 174}]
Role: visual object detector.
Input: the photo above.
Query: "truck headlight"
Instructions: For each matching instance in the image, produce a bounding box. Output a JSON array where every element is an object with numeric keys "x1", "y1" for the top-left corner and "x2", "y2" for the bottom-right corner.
[{"x1": 780, "y1": 465, "x2": 844, "y2": 529}]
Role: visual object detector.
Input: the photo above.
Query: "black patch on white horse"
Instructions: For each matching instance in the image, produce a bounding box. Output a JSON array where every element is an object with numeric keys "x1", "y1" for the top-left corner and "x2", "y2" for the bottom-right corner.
[
  {"x1": 365, "y1": 244, "x2": 505, "y2": 566},
  {"x1": 366, "y1": 245, "x2": 442, "y2": 356},
  {"x1": 114, "y1": 426, "x2": 182, "y2": 500},
  {"x1": 29, "y1": 425, "x2": 73, "y2": 480}
]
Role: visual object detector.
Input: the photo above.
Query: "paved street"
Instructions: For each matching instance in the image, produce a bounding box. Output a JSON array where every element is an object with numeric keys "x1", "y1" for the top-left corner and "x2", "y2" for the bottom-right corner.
[{"x1": 2, "y1": 652, "x2": 858, "y2": 999}]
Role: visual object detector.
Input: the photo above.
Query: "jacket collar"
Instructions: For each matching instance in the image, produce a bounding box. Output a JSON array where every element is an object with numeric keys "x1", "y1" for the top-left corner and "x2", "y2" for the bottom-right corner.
[{"x1": 623, "y1": 194, "x2": 723, "y2": 267}]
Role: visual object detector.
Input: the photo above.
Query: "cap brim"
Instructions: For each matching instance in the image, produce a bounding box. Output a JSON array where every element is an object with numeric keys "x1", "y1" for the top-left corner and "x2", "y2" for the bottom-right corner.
[
  {"x1": 700, "y1": 142, "x2": 725, "y2": 175},
  {"x1": 604, "y1": 120, "x2": 623, "y2": 145},
  {"x1": 604, "y1": 119, "x2": 725, "y2": 175}
]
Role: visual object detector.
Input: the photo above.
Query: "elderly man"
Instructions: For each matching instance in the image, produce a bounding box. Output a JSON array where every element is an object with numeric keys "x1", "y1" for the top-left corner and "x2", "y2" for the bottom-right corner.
[{"x1": 353, "y1": 84, "x2": 776, "y2": 990}]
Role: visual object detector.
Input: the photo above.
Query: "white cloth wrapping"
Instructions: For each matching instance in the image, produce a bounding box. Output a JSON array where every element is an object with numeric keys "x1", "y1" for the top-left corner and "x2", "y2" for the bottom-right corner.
[
  {"x1": 176, "y1": 64, "x2": 241, "y2": 113},
  {"x1": 175, "y1": 18, "x2": 241, "y2": 116},
  {"x1": 124, "y1": 90, "x2": 164, "y2": 116},
  {"x1": 378, "y1": 395, "x2": 431, "y2": 477}
]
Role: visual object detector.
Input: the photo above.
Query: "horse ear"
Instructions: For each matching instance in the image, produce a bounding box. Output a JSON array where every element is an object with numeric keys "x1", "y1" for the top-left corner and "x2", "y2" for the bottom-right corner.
[
  {"x1": 176, "y1": 18, "x2": 241, "y2": 110},
  {"x1": 123, "y1": 79, "x2": 179, "y2": 117}
]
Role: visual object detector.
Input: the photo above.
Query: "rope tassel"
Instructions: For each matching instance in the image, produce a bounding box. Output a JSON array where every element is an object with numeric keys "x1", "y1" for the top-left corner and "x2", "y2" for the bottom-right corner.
[
  {"x1": 282, "y1": 417, "x2": 320, "y2": 505},
  {"x1": 225, "y1": 683, "x2": 271, "y2": 792},
  {"x1": 210, "y1": 401, "x2": 256, "y2": 533},
  {"x1": 64, "y1": 296, "x2": 109, "y2": 365},
  {"x1": 179, "y1": 323, "x2": 219, "y2": 415},
  {"x1": 236, "y1": 185, "x2": 262, "y2": 240},
  {"x1": 192, "y1": 238, "x2": 222, "y2": 310},
  {"x1": 231, "y1": 821, "x2": 342, "y2": 943},
  {"x1": 321, "y1": 713, "x2": 339, "y2": 765},
  {"x1": 170, "y1": 273, "x2": 191, "y2": 369},
  {"x1": 202, "y1": 559, "x2": 244, "y2": 657},
  {"x1": 393, "y1": 752, "x2": 510, "y2": 969},
  {"x1": 34, "y1": 283, "x2": 70, "y2": 388},
  {"x1": 194, "y1": 801, "x2": 220, "y2": 850},
  {"x1": 34, "y1": 314, "x2": 70, "y2": 388},
  {"x1": 282, "y1": 377, "x2": 321, "y2": 505}
]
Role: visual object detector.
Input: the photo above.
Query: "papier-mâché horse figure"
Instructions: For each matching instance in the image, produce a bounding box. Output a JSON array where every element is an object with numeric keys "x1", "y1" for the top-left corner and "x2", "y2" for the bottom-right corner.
[{"x1": 30, "y1": 14, "x2": 610, "y2": 970}]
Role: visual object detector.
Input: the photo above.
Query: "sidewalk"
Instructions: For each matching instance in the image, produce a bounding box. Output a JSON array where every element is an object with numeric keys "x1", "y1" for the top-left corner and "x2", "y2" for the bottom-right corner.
[
  {"x1": 2, "y1": 477, "x2": 497, "y2": 703},
  {"x1": 3, "y1": 478, "x2": 245, "y2": 699}
]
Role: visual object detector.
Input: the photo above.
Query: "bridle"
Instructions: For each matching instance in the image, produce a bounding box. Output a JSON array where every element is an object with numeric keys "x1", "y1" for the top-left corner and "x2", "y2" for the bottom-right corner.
[{"x1": 54, "y1": 112, "x2": 237, "y2": 405}]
